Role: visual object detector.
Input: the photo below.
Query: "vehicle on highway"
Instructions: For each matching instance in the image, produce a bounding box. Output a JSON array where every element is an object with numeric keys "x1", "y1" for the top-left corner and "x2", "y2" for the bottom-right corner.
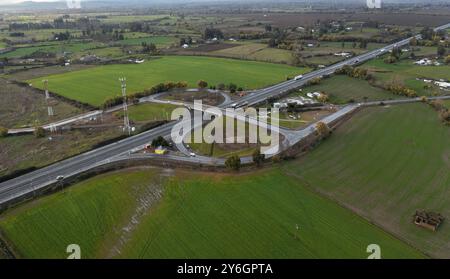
[
  {"x1": 56, "y1": 175, "x2": 65, "y2": 182},
  {"x1": 294, "y1": 75, "x2": 304, "y2": 81},
  {"x1": 190, "y1": 152, "x2": 196, "y2": 157}
]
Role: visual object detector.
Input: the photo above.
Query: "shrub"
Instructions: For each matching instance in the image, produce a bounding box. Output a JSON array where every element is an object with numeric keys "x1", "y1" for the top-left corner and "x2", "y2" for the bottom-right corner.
[
  {"x1": 0, "y1": 126, "x2": 8, "y2": 138},
  {"x1": 252, "y1": 149, "x2": 265, "y2": 167},
  {"x1": 151, "y1": 136, "x2": 169, "y2": 148},
  {"x1": 225, "y1": 155, "x2": 241, "y2": 171},
  {"x1": 316, "y1": 122, "x2": 331, "y2": 139},
  {"x1": 198, "y1": 80, "x2": 208, "y2": 89},
  {"x1": 34, "y1": 126, "x2": 46, "y2": 138}
]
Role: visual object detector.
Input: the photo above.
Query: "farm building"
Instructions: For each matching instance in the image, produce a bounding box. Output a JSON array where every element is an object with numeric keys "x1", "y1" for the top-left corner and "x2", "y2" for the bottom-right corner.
[{"x1": 413, "y1": 210, "x2": 444, "y2": 232}]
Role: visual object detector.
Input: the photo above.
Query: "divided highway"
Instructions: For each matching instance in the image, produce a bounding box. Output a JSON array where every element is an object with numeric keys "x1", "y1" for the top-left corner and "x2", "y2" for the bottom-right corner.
[{"x1": 0, "y1": 22, "x2": 449, "y2": 207}]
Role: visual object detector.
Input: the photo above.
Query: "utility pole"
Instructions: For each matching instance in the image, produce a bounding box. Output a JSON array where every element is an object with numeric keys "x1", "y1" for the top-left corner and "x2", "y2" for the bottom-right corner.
[{"x1": 119, "y1": 77, "x2": 131, "y2": 136}]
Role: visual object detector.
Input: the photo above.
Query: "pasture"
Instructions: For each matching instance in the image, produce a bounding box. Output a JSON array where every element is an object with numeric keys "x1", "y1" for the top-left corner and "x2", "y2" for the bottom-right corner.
[{"x1": 28, "y1": 56, "x2": 308, "y2": 107}]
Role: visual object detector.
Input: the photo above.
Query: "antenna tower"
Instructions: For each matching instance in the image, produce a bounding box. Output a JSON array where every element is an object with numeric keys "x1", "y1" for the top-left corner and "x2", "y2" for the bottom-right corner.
[{"x1": 120, "y1": 78, "x2": 131, "y2": 136}]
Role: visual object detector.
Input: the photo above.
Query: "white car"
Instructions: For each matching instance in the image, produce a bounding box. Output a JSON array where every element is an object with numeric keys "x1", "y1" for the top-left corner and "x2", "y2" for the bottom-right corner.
[
  {"x1": 190, "y1": 153, "x2": 196, "y2": 157},
  {"x1": 294, "y1": 75, "x2": 304, "y2": 81},
  {"x1": 56, "y1": 175, "x2": 65, "y2": 181}
]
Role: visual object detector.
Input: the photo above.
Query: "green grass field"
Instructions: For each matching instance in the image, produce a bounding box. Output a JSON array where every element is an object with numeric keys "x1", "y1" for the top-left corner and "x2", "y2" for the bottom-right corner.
[
  {"x1": 122, "y1": 103, "x2": 179, "y2": 122},
  {"x1": 292, "y1": 75, "x2": 398, "y2": 104},
  {"x1": 28, "y1": 56, "x2": 308, "y2": 107},
  {"x1": 0, "y1": 168, "x2": 424, "y2": 259},
  {"x1": 283, "y1": 103, "x2": 450, "y2": 258}
]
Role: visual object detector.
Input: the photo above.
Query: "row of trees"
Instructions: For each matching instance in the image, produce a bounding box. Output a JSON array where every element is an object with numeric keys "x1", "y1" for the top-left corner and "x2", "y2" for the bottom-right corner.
[
  {"x1": 428, "y1": 100, "x2": 450, "y2": 126},
  {"x1": 335, "y1": 65, "x2": 370, "y2": 80},
  {"x1": 102, "y1": 81, "x2": 188, "y2": 109},
  {"x1": 224, "y1": 149, "x2": 266, "y2": 171},
  {"x1": 385, "y1": 83, "x2": 417, "y2": 98}
]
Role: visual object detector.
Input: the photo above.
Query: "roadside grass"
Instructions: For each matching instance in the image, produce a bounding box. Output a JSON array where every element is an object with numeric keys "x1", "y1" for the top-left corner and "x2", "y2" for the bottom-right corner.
[
  {"x1": 185, "y1": 116, "x2": 260, "y2": 158},
  {"x1": 276, "y1": 110, "x2": 332, "y2": 130},
  {"x1": 283, "y1": 103, "x2": 450, "y2": 258},
  {"x1": 0, "y1": 128, "x2": 122, "y2": 179},
  {"x1": 291, "y1": 75, "x2": 399, "y2": 104},
  {"x1": 118, "y1": 103, "x2": 179, "y2": 123},
  {"x1": 28, "y1": 56, "x2": 308, "y2": 107},
  {"x1": 0, "y1": 168, "x2": 425, "y2": 259}
]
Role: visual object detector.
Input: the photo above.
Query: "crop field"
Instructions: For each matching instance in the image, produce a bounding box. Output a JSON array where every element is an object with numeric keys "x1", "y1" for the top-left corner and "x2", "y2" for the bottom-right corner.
[
  {"x1": 291, "y1": 75, "x2": 399, "y2": 104},
  {"x1": 28, "y1": 56, "x2": 308, "y2": 107},
  {"x1": 362, "y1": 58, "x2": 450, "y2": 96},
  {"x1": 117, "y1": 36, "x2": 176, "y2": 47},
  {"x1": 283, "y1": 103, "x2": 450, "y2": 258},
  {"x1": 210, "y1": 43, "x2": 294, "y2": 64},
  {"x1": 0, "y1": 168, "x2": 424, "y2": 259}
]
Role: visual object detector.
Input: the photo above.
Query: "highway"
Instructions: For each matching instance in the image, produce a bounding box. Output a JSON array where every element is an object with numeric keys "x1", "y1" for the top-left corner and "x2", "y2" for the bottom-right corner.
[{"x1": 0, "y1": 22, "x2": 449, "y2": 207}]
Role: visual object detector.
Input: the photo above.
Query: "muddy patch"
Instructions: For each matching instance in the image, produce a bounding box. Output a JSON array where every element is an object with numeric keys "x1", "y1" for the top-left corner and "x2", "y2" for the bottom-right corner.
[{"x1": 107, "y1": 169, "x2": 174, "y2": 258}]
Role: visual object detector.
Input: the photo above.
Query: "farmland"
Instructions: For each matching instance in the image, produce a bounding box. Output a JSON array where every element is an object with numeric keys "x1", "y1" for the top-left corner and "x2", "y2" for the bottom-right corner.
[
  {"x1": 0, "y1": 168, "x2": 424, "y2": 259},
  {"x1": 362, "y1": 58, "x2": 450, "y2": 96},
  {"x1": 291, "y1": 75, "x2": 399, "y2": 104},
  {"x1": 284, "y1": 103, "x2": 450, "y2": 258},
  {"x1": 28, "y1": 56, "x2": 308, "y2": 107},
  {"x1": 207, "y1": 43, "x2": 294, "y2": 64}
]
